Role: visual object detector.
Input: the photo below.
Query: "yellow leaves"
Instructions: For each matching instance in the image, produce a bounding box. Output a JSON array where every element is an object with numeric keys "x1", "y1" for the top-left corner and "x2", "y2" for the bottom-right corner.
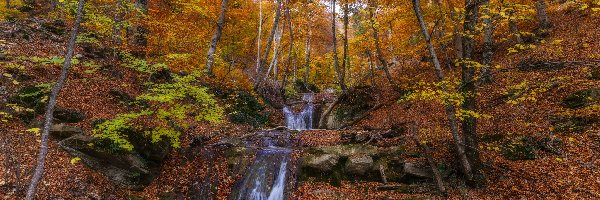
[
  {"x1": 2, "y1": 73, "x2": 12, "y2": 78},
  {"x1": 550, "y1": 40, "x2": 563, "y2": 45},
  {"x1": 568, "y1": 137, "x2": 575, "y2": 142},
  {"x1": 555, "y1": 157, "x2": 563, "y2": 162},
  {"x1": 70, "y1": 157, "x2": 81, "y2": 165},
  {"x1": 26, "y1": 128, "x2": 41, "y2": 134}
]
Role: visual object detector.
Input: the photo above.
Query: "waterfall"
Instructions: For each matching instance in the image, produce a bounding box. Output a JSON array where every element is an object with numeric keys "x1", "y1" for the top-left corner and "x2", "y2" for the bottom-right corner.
[
  {"x1": 232, "y1": 94, "x2": 315, "y2": 200},
  {"x1": 283, "y1": 93, "x2": 315, "y2": 130}
]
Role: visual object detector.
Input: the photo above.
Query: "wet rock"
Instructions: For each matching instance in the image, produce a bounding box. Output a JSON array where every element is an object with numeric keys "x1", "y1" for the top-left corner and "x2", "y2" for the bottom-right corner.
[
  {"x1": 54, "y1": 108, "x2": 86, "y2": 123},
  {"x1": 345, "y1": 154, "x2": 373, "y2": 175},
  {"x1": 59, "y1": 135, "x2": 161, "y2": 190},
  {"x1": 305, "y1": 154, "x2": 340, "y2": 171},
  {"x1": 562, "y1": 87, "x2": 600, "y2": 109},
  {"x1": 50, "y1": 124, "x2": 84, "y2": 139}
]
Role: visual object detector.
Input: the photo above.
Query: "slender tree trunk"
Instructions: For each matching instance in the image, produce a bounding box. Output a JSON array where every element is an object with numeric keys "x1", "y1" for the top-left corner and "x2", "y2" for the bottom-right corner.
[
  {"x1": 112, "y1": 0, "x2": 124, "y2": 60},
  {"x1": 256, "y1": 0, "x2": 282, "y2": 86},
  {"x1": 450, "y1": 5, "x2": 463, "y2": 60},
  {"x1": 331, "y1": 0, "x2": 346, "y2": 91},
  {"x1": 25, "y1": 0, "x2": 85, "y2": 198},
  {"x1": 342, "y1": 0, "x2": 350, "y2": 87},
  {"x1": 267, "y1": 25, "x2": 283, "y2": 79},
  {"x1": 412, "y1": 0, "x2": 473, "y2": 182},
  {"x1": 5, "y1": 0, "x2": 10, "y2": 9},
  {"x1": 535, "y1": 0, "x2": 552, "y2": 30},
  {"x1": 409, "y1": 123, "x2": 447, "y2": 195},
  {"x1": 303, "y1": 27, "x2": 311, "y2": 84},
  {"x1": 256, "y1": 0, "x2": 263, "y2": 74},
  {"x1": 206, "y1": 0, "x2": 229, "y2": 76},
  {"x1": 508, "y1": 11, "x2": 523, "y2": 44},
  {"x1": 282, "y1": 0, "x2": 294, "y2": 88},
  {"x1": 461, "y1": 0, "x2": 485, "y2": 187},
  {"x1": 481, "y1": 1, "x2": 494, "y2": 83},
  {"x1": 369, "y1": 1, "x2": 395, "y2": 88}
]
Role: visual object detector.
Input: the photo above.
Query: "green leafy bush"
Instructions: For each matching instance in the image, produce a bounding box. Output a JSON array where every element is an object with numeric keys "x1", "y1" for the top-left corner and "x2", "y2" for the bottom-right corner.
[
  {"x1": 94, "y1": 71, "x2": 223, "y2": 151},
  {"x1": 228, "y1": 91, "x2": 270, "y2": 127}
]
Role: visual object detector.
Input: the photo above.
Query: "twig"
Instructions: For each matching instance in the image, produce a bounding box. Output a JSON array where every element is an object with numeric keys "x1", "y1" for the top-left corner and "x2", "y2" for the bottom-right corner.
[{"x1": 408, "y1": 123, "x2": 447, "y2": 196}]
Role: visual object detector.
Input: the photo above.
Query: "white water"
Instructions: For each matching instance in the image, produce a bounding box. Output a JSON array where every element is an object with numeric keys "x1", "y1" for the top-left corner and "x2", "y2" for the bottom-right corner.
[
  {"x1": 283, "y1": 93, "x2": 315, "y2": 130},
  {"x1": 234, "y1": 94, "x2": 316, "y2": 200}
]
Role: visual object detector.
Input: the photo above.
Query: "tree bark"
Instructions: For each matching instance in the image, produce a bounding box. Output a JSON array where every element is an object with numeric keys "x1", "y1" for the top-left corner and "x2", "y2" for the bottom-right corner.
[
  {"x1": 133, "y1": 0, "x2": 149, "y2": 48},
  {"x1": 303, "y1": 26, "x2": 311, "y2": 84},
  {"x1": 461, "y1": 0, "x2": 485, "y2": 187},
  {"x1": 481, "y1": 1, "x2": 494, "y2": 83},
  {"x1": 535, "y1": 0, "x2": 552, "y2": 30},
  {"x1": 25, "y1": 0, "x2": 85, "y2": 198},
  {"x1": 205, "y1": 0, "x2": 229, "y2": 77},
  {"x1": 369, "y1": 0, "x2": 395, "y2": 89},
  {"x1": 341, "y1": 0, "x2": 350, "y2": 87},
  {"x1": 256, "y1": 0, "x2": 263, "y2": 74},
  {"x1": 412, "y1": 0, "x2": 474, "y2": 182},
  {"x1": 5, "y1": 0, "x2": 10, "y2": 9},
  {"x1": 508, "y1": 10, "x2": 523, "y2": 44},
  {"x1": 256, "y1": 0, "x2": 282, "y2": 86},
  {"x1": 282, "y1": 0, "x2": 294, "y2": 88},
  {"x1": 331, "y1": 0, "x2": 346, "y2": 91},
  {"x1": 409, "y1": 123, "x2": 447, "y2": 195}
]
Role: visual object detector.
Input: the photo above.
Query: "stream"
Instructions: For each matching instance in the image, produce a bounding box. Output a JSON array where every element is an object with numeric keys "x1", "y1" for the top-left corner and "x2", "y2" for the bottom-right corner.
[{"x1": 231, "y1": 93, "x2": 315, "y2": 200}]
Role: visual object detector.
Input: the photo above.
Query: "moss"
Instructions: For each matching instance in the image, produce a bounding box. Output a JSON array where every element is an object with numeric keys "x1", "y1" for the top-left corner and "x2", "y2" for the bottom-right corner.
[
  {"x1": 502, "y1": 138, "x2": 536, "y2": 160},
  {"x1": 480, "y1": 133, "x2": 506, "y2": 143},
  {"x1": 591, "y1": 71, "x2": 600, "y2": 80},
  {"x1": 562, "y1": 88, "x2": 600, "y2": 109}
]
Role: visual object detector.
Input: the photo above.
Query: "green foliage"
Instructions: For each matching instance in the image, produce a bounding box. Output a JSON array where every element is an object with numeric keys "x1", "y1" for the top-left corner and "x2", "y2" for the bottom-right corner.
[
  {"x1": 227, "y1": 91, "x2": 270, "y2": 127},
  {"x1": 502, "y1": 137, "x2": 537, "y2": 160},
  {"x1": 120, "y1": 52, "x2": 167, "y2": 73},
  {"x1": 94, "y1": 71, "x2": 223, "y2": 151},
  {"x1": 22, "y1": 56, "x2": 80, "y2": 66}
]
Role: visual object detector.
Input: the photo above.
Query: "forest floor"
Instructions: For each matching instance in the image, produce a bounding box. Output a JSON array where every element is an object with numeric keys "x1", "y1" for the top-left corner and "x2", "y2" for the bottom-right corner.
[{"x1": 1, "y1": 5, "x2": 599, "y2": 200}]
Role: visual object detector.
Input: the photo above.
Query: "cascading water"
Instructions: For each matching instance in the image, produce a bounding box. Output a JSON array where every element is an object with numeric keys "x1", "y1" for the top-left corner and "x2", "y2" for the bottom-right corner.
[
  {"x1": 231, "y1": 93, "x2": 315, "y2": 200},
  {"x1": 283, "y1": 93, "x2": 315, "y2": 130}
]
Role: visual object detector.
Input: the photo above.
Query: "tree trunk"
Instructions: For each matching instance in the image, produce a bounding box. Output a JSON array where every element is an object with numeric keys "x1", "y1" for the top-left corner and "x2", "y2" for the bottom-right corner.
[
  {"x1": 267, "y1": 25, "x2": 283, "y2": 79},
  {"x1": 256, "y1": 0, "x2": 263, "y2": 74},
  {"x1": 412, "y1": 0, "x2": 473, "y2": 182},
  {"x1": 508, "y1": 11, "x2": 523, "y2": 44},
  {"x1": 341, "y1": 0, "x2": 350, "y2": 87},
  {"x1": 369, "y1": 0, "x2": 395, "y2": 88},
  {"x1": 481, "y1": 1, "x2": 494, "y2": 83},
  {"x1": 461, "y1": 0, "x2": 485, "y2": 187},
  {"x1": 331, "y1": 0, "x2": 346, "y2": 91},
  {"x1": 535, "y1": 0, "x2": 552, "y2": 30},
  {"x1": 5, "y1": 0, "x2": 10, "y2": 9},
  {"x1": 133, "y1": 0, "x2": 149, "y2": 48},
  {"x1": 450, "y1": 6, "x2": 463, "y2": 60},
  {"x1": 409, "y1": 123, "x2": 447, "y2": 195},
  {"x1": 206, "y1": 0, "x2": 228, "y2": 77},
  {"x1": 112, "y1": 0, "x2": 125, "y2": 60},
  {"x1": 25, "y1": 0, "x2": 85, "y2": 198},
  {"x1": 256, "y1": 0, "x2": 282, "y2": 86},
  {"x1": 282, "y1": 0, "x2": 293, "y2": 89},
  {"x1": 303, "y1": 27, "x2": 311, "y2": 84}
]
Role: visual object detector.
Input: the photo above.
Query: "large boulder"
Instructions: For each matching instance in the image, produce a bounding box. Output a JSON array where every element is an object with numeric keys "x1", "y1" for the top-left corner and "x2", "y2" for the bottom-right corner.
[
  {"x1": 59, "y1": 135, "x2": 161, "y2": 190},
  {"x1": 345, "y1": 154, "x2": 373, "y2": 175},
  {"x1": 53, "y1": 108, "x2": 86, "y2": 123},
  {"x1": 304, "y1": 154, "x2": 340, "y2": 171},
  {"x1": 50, "y1": 124, "x2": 84, "y2": 139}
]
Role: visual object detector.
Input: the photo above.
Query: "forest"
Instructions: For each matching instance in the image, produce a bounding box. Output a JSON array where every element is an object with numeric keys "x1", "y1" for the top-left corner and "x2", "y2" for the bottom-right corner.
[{"x1": 0, "y1": 0, "x2": 599, "y2": 199}]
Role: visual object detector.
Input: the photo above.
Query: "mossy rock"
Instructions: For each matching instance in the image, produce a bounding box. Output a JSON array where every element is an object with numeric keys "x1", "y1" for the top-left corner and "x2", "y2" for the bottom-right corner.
[
  {"x1": 562, "y1": 87, "x2": 600, "y2": 109},
  {"x1": 502, "y1": 139, "x2": 536, "y2": 160},
  {"x1": 9, "y1": 84, "x2": 52, "y2": 112},
  {"x1": 550, "y1": 116, "x2": 597, "y2": 132},
  {"x1": 590, "y1": 71, "x2": 600, "y2": 80}
]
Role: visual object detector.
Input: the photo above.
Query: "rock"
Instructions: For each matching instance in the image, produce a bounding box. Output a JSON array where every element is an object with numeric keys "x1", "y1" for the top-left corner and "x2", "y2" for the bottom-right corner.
[
  {"x1": 403, "y1": 162, "x2": 433, "y2": 179},
  {"x1": 345, "y1": 154, "x2": 373, "y2": 175},
  {"x1": 517, "y1": 59, "x2": 566, "y2": 71},
  {"x1": 562, "y1": 87, "x2": 600, "y2": 109},
  {"x1": 109, "y1": 89, "x2": 136, "y2": 105},
  {"x1": 550, "y1": 115, "x2": 597, "y2": 132},
  {"x1": 59, "y1": 135, "x2": 161, "y2": 190},
  {"x1": 317, "y1": 145, "x2": 379, "y2": 157},
  {"x1": 149, "y1": 68, "x2": 173, "y2": 83},
  {"x1": 50, "y1": 124, "x2": 84, "y2": 139},
  {"x1": 305, "y1": 154, "x2": 340, "y2": 171},
  {"x1": 54, "y1": 108, "x2": 86, "y2": 123},
  {"x1": 381, "y1": 126, "x2": 406, "y2": 138}
]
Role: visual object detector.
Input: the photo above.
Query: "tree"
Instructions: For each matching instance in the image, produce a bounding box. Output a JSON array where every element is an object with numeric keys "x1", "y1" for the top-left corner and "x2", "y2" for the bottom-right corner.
[
  {"x1": 256, "y1": 0, "x2": 282, "y2": 86},
  {"x1": 460, "y1": 0, "x2": 485, "y2": 186},
  {"x1": 535, "y1": 0, "x2": 552, "y2": 30},
  {"x1": 25, "y1": 0, "x2": 86, "y2": 198},
  {"x1": 331, "y1": 0, "x2": 347, "y2": 91},
  {"x1": 369, "y1": 0, "x2": 395, "y2": 89},
  {"x1": 341, "y1": 0, "x2": 350, "y2": 88},
  {"x1": 412, "y1": 0, "x2": 474, "y2": 183},
  {"x1": 481, "y1": 1, "x2": 495, "y2": 83},
  {"x1": 206, "y1": 0, "x2": 229, "y2": 77}
]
